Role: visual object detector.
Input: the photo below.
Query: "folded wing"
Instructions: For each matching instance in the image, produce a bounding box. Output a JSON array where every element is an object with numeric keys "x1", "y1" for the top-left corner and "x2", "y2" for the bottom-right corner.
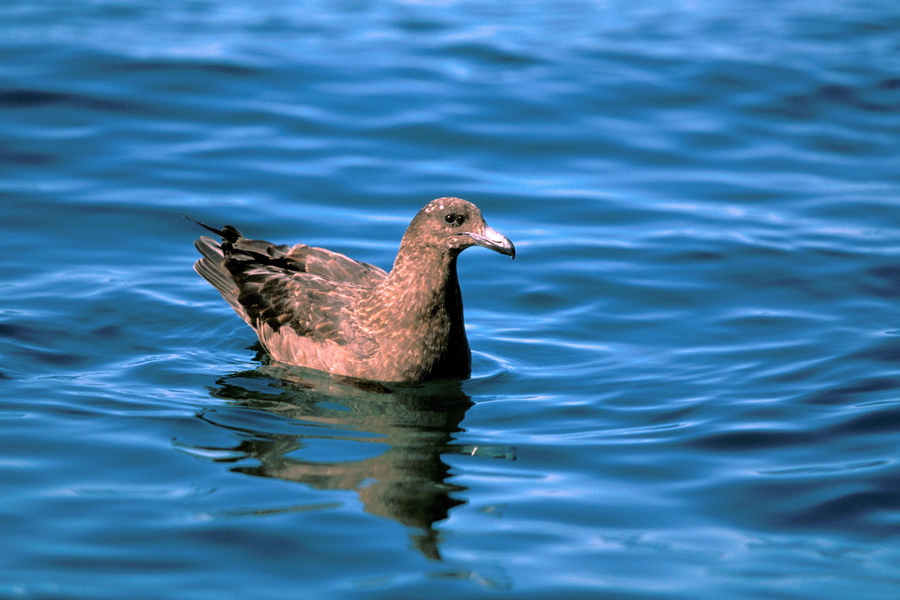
[{"x1": 193, "y1": 229, "x2": 387, "y2": 349}]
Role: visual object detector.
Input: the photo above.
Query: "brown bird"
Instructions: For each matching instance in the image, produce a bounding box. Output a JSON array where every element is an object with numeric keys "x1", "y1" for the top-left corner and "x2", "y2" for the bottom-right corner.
[{"x1": 192, "y1": 197, "x2": 515, "y2": 383}]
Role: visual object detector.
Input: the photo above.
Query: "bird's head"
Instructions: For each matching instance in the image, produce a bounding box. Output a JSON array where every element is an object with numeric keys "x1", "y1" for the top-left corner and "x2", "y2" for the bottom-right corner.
[{"x1": 403, "y1": 197, "x2": 515, "y2": 260}]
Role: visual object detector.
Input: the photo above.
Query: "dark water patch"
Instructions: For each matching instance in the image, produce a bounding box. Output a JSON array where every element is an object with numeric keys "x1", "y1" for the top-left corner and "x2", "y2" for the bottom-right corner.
[
  {"x1": 755, "y1": 78, "x2": 900, "y2": 123},
  {"x1": 801, "y1": 376, "x2": 900, "y2": 406},
  {"x1": 877, "y1": 77, "x2": 900, "y2": 91},
  {"x1": 861, "y1": 264, "x2": 900, "y2": 298},
  {"x1": 788, "y1": 487, "x2": 900, "y2": 534},
  {"x1": 685, "y1": 427, "x2": 820, "y2": 453},
  {"x1": 816, "y1": 82, "x2": 900, "y2": 114},
  {"x1": 0, "y1": 320, "x2": 53, "y2": 344},
  {"x1": 394, "y1": 16, "x2": 450, "y2": 34},
  {"x1": 109, "y1": 58, "x2": 264, "y2": 78},
  {"x1": 0, "y1": 88, "x2": 78, "y2": 108},
  {"x1": 849, "y1": 337, "x2": 900, "y2": 363},
  {"x1": 0, "y1": 87, "x2": 143, "y2": 114},
  {"x1": 827, "y1": 405, "x2": 900, "y2": 436},
  {"x1": 428, "y1": 41, "x2": 547, "y2": 69},
  {"x1": 740, "y1": 469, "x2": 900, "y2": 537},
  {"x1": 0, "y1": 148, "x2": 55, "y2": 166}
]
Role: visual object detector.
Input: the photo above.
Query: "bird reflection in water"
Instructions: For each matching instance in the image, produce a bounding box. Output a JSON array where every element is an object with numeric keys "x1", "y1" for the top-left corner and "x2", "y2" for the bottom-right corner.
[{"x1": 192, "y1": 360, "x2": 513, "y2": 561}]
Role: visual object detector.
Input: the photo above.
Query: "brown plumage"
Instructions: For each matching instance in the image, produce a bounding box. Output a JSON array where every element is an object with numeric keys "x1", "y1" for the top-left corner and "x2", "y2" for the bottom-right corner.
[{"x1": 192, "y1": 197, "x2": 515, "y2": 383}]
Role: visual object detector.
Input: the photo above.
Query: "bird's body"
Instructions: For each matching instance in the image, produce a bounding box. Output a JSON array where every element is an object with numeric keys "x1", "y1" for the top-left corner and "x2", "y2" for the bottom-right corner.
[{"x1": 192, "y1": 197, "x2": 514, "y2": 383}]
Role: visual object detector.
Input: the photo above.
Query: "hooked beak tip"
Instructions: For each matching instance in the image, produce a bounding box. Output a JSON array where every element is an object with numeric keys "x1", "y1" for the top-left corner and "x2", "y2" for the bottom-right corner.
[{"x1": 461, "y1": 225, "x2": 515, "y2": 259}]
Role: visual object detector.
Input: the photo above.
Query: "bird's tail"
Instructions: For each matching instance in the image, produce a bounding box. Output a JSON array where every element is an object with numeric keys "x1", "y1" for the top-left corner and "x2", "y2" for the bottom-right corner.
[{"x1": 183, "y1": 215, "x2": 242, "y2": 242}]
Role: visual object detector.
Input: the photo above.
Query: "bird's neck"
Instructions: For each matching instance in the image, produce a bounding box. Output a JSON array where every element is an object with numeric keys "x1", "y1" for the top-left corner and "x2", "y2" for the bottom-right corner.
[
  {"x1": 357, "y1": 244, "x2": 470, "y2": 376},
  {"x1": 350, "y1": 241, "x2": 472, "y2": 380},
  {"x1": 372, "y1": 244, "x2": 462, "y2": 322}
]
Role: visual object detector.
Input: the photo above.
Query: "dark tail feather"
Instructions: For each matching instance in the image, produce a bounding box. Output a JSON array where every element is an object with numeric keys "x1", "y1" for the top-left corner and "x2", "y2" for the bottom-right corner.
[{"x1": 183, "y1": 215, "x2": 242, "y2": 242}]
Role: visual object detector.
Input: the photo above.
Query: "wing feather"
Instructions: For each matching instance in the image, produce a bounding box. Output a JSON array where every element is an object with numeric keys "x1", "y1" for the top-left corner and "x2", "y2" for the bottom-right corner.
[
  {"x1": 193, "y1": 236, "x2": 249, "y2": 322},
  {"x1": 193, "y1": 228, "x2": 386, "y2": 356}
]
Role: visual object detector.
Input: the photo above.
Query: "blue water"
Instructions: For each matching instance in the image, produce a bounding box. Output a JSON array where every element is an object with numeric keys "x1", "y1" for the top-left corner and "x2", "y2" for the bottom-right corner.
[{"x1": 2, "y1": 1, "x2": 900, "y2": 598}]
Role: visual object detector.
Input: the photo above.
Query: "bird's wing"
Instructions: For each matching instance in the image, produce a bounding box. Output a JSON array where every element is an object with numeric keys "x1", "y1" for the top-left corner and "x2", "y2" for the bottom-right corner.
[
  {"x1": 234, "y1": 265, "x2": 362, "y2": 346},
  {"x1": 194, "y1": 235, "x2": 248, "y2": 322},
  {"x1": 285, "y1": 243, "x2": 388, "y2": 285},
  {"x1": 194, "y1": 229, "x2": 386, "y2": 349}
]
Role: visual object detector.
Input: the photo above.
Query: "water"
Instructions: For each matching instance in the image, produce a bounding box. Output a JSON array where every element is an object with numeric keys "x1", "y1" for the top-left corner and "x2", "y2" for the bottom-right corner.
[{"x1": 2, "y1": 1, "x2": 900, "y2": 598}]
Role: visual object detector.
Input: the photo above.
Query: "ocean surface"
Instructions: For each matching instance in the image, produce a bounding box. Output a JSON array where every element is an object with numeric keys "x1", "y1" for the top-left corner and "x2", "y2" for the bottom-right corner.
[{"x1": 2, "y1": 1, "x2": 900, "y2": 598}]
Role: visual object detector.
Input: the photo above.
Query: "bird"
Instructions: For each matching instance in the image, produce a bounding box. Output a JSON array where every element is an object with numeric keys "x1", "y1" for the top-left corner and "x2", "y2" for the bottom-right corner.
[{"x1": 191, "y1": 197, "x2": 515, "y2": 383}]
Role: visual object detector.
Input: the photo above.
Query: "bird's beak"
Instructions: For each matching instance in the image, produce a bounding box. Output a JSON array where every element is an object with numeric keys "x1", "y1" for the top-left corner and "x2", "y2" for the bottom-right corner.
[{"x1": 461, "y1": 224, "x2": 516, "y2": 259}]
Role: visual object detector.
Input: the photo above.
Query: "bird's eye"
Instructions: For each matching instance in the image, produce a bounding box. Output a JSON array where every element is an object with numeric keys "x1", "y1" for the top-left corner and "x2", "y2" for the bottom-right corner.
[{"x1": 445, "y1": 213, "x2": 465, "y2": 226}]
